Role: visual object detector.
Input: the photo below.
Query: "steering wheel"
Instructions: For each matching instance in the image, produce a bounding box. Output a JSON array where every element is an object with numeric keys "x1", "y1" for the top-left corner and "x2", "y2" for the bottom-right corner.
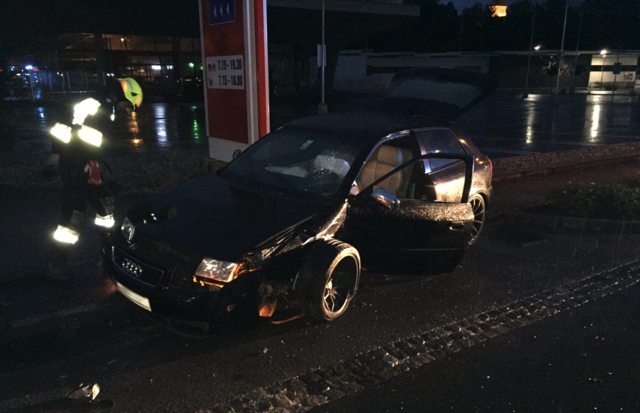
[{"x1": 303, "y1": 169, "x2": 342, "y2": 193}]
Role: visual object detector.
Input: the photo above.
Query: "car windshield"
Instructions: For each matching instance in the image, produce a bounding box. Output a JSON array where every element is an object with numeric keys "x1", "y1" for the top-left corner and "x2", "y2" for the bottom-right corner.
[{"x1": 219, "y1": 127, "x2": 364, "y2": 201}]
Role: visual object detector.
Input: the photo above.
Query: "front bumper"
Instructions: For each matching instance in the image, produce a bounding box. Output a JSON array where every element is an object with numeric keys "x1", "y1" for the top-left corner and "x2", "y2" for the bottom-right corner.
[{"x1": 104, "y1": 241, "x2": 218, "y2": 323}]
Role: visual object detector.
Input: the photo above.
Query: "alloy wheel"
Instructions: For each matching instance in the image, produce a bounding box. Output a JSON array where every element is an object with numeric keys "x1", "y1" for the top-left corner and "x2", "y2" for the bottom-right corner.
[
  {"x1": 469, "y1": 195, "x2": 486, "y2": 245},
  {"x1": 322, "y1": 259, "x2": 357, "y2": 316}
]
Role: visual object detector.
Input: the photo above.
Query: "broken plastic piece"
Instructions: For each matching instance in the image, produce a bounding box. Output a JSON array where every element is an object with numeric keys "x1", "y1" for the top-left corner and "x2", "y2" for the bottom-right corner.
[{"x1": 66, "y1": 383, "x2": 100, "y2": 400}]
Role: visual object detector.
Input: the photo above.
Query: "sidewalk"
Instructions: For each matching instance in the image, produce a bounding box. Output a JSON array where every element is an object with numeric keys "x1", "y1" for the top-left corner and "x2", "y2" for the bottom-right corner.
[{"x1": 2, "y1": 141, "x2": 640, "y2": 334}]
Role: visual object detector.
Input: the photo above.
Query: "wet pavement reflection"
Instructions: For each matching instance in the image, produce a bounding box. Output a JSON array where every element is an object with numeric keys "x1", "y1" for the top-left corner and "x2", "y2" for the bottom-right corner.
[
  {"x1": 12, "y1": 101, "x2": 209, "y2": 158},
  {"x1": 462, "y1": 93, "x2": 640, "y2": 158},
  {"x1": 9, "y1": 93, "x2": 640, "y2": 159}
]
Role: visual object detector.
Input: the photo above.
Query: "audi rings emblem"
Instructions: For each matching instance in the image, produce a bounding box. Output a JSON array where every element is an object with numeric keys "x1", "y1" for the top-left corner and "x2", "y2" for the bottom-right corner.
[{"x1": 122, "y1": 258, "x2": 143, "y2": 277}]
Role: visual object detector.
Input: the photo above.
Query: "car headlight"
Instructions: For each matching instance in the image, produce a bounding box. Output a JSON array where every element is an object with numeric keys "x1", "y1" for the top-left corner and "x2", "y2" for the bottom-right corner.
[
  {"x1": 121, "y1": 216, "x2": 135, "y2": 242},
  {"x1": 195, "y1": 258, "x2": 239, "y2": 283}
]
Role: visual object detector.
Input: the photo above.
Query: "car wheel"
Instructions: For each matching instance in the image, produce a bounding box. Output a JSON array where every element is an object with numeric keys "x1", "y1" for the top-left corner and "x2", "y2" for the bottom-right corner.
[
  {"x1": 297, "y1": 239, "x2": 361, "y2": 322},
  {"x1": 468, "y1": 194, "x2": 486, "y2": 245}
]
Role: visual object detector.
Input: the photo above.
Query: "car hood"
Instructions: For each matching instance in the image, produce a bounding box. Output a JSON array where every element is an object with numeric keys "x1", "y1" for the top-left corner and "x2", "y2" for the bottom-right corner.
[
  {"x1": 380, "y1": 67, "x2": 496, "y2": 121},
  {"x1": 131, "y1": 174, "x2": 331, "y2": 262}
]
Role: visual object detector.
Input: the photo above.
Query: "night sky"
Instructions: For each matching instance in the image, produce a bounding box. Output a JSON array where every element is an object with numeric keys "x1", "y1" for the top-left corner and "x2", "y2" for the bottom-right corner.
[
  {"x1": 450, "y1": 0, "x2": 490, "y2": 12},
  {"x1": 449, "y1": 0, "x2": 583, "y2": 13}
]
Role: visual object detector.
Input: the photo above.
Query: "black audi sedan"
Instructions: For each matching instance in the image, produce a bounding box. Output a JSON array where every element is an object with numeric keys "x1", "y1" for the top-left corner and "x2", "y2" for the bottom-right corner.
[{"x1": 104, "y1": 68, "x2": 494, "y2": 331}]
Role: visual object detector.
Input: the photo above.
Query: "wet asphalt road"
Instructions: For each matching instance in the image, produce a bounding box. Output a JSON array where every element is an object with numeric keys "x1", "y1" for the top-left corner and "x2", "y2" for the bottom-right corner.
[
  {"x1": 9, "y1": 92, "x2": 640, "y2": 159},
  {"x1": 3, "y1": 93, "x2": 640, "y2": 412},
  {"x1": 314, "y1": 280, "x2": 640, "y2": 413},
  {"x1": 1, "y1": 221, "x2": 639, "y2": 412}
]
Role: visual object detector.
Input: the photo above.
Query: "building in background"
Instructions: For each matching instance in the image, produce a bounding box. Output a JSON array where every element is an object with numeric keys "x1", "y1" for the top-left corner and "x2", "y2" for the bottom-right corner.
[{"x1": 4, "y1": 34, "x2": 203, "y2": 101}]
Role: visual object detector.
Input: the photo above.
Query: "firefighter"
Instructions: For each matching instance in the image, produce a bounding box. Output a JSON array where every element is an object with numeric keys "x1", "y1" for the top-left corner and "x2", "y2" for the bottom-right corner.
[
  {"x1": 47, "y1": 98, "x2": 116, "y2": 282},
  {"x1": 106, "y1": 77, "x2": 143, "y2": 120}
]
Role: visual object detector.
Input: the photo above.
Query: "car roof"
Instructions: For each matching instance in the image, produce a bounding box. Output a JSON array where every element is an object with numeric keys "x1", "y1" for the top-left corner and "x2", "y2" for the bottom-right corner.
[
  {"x1": 381, "y1": 67, "x2": 497, "y2": 121},
  {"x1": 285, "y1": 111, "x2": 449, "y2": 143}
]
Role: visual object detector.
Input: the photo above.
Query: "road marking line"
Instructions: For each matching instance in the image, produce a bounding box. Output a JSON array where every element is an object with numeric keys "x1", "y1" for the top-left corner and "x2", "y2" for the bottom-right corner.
[{"x1": 207, "y1": 260, "x2": 640, "y2": 412}]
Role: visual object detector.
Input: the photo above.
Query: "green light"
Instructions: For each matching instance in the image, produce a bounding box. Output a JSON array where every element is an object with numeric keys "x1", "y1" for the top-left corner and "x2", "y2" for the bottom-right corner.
[{"x1": 189, "y1": 63, "x2": 195, "y2": 68}]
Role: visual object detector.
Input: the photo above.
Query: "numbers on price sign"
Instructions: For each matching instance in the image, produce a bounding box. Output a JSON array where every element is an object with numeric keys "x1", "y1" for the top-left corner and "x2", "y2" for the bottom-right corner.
[{"x1": 206, "y1": 55, "x2": 244, "y2": 90}]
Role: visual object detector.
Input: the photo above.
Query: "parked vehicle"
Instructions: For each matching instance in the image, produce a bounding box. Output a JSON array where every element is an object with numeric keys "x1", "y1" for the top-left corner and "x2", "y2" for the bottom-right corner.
[{"x1": 103, "y1": 68, "x2": 495, "y2": 332}]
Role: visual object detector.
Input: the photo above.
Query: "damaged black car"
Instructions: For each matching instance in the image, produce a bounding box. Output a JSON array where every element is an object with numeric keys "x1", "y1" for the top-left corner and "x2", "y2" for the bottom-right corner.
[{"x1": 103, "y1": 68, "x2": 495, "y2": 332}]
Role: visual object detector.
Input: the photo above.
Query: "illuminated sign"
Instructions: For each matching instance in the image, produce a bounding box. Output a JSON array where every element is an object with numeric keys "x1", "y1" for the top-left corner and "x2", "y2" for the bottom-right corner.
[
  {"x1": 209, "y1": 0, "x2": 236, "y2": 25},
  {"x1": 491, "y1": 5, "x2": 507, "y2": 17}
]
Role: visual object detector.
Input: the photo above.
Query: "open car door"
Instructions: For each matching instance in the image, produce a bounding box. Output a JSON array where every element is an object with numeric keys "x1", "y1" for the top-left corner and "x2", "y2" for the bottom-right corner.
[
  {"x1": 380, "y1": 67, "x2": 496, "y2": 122},
  {"x1": 342, "y1": 153, "x2": 475, "y2": 274}
]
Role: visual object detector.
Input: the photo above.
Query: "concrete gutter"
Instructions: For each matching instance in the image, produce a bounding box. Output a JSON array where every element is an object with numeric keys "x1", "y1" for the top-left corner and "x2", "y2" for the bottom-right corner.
[{"x1": 492, "y1": 142, "x2": 640, "y2": 182}]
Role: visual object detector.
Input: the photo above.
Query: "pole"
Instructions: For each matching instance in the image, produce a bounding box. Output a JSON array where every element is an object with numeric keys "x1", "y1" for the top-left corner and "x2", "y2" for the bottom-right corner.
[
  {"x1": 524, "y1": 1, "x2": 537, "y2": 98},
  {"x1": 321, "y1": 0, "x2": 325, "y2": 106},
  {"x1": 600, "y1": 56, "x2": 605, "y2": 90},
  {"x1": 555, "y1": 0, "x2": 570, "y2": 94},
  {"x1": 459, "y1": 17, "x2": 463, "y2": 55},
  {"x1": 612, "y1": 53, "x2": 619, "y2": 98},
  {"x1": 571, "y1": 12, "x2": 583, "y2": 93}
]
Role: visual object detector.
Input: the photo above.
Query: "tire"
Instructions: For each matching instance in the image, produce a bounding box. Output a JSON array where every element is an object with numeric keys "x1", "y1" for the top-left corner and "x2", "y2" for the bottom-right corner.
[
  {"x1": 468, "y1": 194, "x2": 486, "y2": 246},
  {"x1": 296, "y1": 239, "x2": 361, "y2": 322}
]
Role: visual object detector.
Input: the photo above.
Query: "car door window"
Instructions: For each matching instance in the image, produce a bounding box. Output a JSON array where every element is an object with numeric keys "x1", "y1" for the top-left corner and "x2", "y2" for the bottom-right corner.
[
  {"x1": 414, "y1": 129, "x2": 467, "y2": 202},
  {"x1": 355, "y1": 136, "x2": 418, "y2": 196},
  {"x1": 416, "y1": 129, "x2": 466, "y2": 171}
]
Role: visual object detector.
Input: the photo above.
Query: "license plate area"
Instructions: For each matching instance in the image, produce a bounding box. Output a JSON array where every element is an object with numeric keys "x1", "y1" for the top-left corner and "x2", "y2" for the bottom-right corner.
[{"x1": 115, "y1": 281, "x2": 152, "y2": 312}]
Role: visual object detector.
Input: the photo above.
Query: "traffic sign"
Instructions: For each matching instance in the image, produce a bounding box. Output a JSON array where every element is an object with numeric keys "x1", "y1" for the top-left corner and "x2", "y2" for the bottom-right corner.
[
  {"x1": 209, "y1": 0, "x2": 235, "y2": 25},
  {"x1": 613, "y1": 62, "x2": 622, "y2": 75}
]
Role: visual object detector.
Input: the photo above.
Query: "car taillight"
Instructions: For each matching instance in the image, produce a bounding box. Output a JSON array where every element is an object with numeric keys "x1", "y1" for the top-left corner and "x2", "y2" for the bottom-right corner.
[{"x1": 487, "y1": 157, "x2": 493, "y2": 178}]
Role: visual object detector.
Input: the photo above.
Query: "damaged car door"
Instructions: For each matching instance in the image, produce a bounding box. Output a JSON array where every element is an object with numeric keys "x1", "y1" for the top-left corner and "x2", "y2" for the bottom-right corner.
[{"x1": 342, "y1": 146, "x2": 475, "y2": 273}]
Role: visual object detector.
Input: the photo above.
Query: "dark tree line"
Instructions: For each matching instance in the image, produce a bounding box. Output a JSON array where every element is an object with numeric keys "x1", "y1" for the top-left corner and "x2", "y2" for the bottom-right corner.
[{"x1": 369, "y1": 0, "x2": 640, "y2": 52}]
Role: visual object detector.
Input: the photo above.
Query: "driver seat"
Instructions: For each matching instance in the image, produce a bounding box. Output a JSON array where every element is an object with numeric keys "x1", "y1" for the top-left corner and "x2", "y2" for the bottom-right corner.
[{"x1": 357, "y1": 146, "x2": 405, "y2": 194}]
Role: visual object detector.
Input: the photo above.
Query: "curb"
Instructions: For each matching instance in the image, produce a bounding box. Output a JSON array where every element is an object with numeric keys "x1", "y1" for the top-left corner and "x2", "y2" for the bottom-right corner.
[
  {"x1": 9, "y1": 302, "x2": 110, "y2": 329},
  {"x1": 496, "y1": 211, "x2": 640, "y2": 234},
  {"x1": 492, "y1": 142, "x2": 640, "y2": 182}
]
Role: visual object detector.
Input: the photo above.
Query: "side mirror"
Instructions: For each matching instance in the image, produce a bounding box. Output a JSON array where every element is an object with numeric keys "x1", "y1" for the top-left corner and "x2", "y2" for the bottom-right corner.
[
  {"x1": 232, "y1": 149, "x2": 242, "y2": 160},
  {"x1": 371, "y1": 188, "x2": 400, "y2": 210}
]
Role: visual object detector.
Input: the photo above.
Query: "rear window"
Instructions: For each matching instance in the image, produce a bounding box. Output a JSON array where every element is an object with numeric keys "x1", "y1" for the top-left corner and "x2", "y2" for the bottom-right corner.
[{"x1": 389, "y1": 79, "x2": 483, "y2": 110}]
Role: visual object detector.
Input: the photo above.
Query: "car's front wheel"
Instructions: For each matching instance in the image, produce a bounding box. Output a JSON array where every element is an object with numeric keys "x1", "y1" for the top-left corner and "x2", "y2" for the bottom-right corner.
[{"x1": 297, "y1": 239, "x2": 361, "y2": 321}]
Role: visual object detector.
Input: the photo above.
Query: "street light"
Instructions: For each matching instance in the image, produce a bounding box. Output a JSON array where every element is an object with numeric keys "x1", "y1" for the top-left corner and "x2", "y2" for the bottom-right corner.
[
  {"x1": 600, "y1": 49, "x2": 608, "y2": 90},
  {"x1": 554, "y1": 0, "x2": 570, "y2": 94},
  {"x1": 523, "y1": 0, "x2": 538, "y2": 99},
  {"x1": 535, "y1": 45, "x2": 541, "y2": 51}
]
